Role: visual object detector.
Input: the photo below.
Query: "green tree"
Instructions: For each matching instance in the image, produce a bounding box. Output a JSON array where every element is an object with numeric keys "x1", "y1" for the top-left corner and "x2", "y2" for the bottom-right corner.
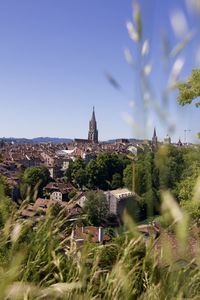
[
  {"x1": 155, "y1": 145, "x2": 185, "y2": 192},
  {"x1": 65, "y1": 157, "x2": 87, "y2": 188},
  {"x1": 178, "y1": 69, "x2": 200, "y2": 107},
  {"x1": 181, "y1": 200, "x2": 200, "y2": 223},
  {"x1": 71, "y1": 157, "x2": 86, "y2": 176},
  {"x1": 111, "y1": 173, "x2": 123, "y2": 189},
  {"x1": 0, "y1": 186, "x2": 16, "y2": 228},
  {"x1": 125, "y1": 149, "x2": 160, "y2": 218},
  {"x1": 123, "y1": 164, "x2": 133, "y2": 191},
  {"x1": 65, "y1": 153, "x2": 131, "y2": 191},
  {"x1": 87, "y1": 152, "x2": 130, "y2": 190},
  {"x1": 86, "y1": 159, "x2": 100, "y2": 189},
  {"x1": 20, "y1": 166, "x2": 51, "y2": 200},
  {"x1": 177, "y1": 150, "x2": 200, "y2": 202},
  {"x1": 0, "y1": 174, "x2": 10, "y2": 196},
  {"x1": 84, "y1": 191, "x2": 109, "y2": 226},
  {"x1": 74, "y1": 168, "x2": 88, "y2": 189}
]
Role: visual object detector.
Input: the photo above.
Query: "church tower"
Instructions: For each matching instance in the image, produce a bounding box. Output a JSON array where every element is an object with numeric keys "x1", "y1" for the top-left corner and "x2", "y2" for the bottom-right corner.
[
  {"x1": 152, "y1": 127, "x2": 158, "y2": 150},
  {"x1": 88, "y1": 107, "x2": 98, "y2": 143}
]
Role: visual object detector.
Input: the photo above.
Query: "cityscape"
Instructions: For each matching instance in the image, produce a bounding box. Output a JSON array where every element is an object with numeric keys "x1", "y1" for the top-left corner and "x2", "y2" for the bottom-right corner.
[{"x1": 0, "y1": 106, "x2": 189, "y2": 204}]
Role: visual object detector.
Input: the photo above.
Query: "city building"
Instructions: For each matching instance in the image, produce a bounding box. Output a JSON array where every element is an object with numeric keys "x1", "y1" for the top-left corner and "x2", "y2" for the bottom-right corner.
[
  {"x1": 177, "y1": 138, "x2": 183, "y2": 147},
  {"x1": 105, "y1": 188, "x2": 135, "y2": 216},
  {"x1": 71, "y1": 226, "x2": 110, "y2": 244},
  {"x1": 88, "y1": 107, "x2": 98, "y2": 143},
  {"x1": 164, "y1": 134, "x2": 171, "y2": 145},
  {"x1": 74, "y1": 107, "x2": 99, "y2": 144},
  {"x1": 151, "y1": 128, "x2": 158, "y2": 151}
]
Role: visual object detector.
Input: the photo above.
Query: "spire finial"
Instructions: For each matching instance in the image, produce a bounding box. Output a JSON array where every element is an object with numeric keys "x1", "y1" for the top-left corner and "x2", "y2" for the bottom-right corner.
[
  {"x1": 153, "y1": 127, "x2": 157, "y2": 137},
  {"x1": 92, "y1": 106, "x2": 96, "y2": 120}
]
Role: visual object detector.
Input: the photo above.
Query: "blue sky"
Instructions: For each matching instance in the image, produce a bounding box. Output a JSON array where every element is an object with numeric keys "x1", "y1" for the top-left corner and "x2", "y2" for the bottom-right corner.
[{"x1": 0, "y1": 0, "x2": 199, "y2": 142}]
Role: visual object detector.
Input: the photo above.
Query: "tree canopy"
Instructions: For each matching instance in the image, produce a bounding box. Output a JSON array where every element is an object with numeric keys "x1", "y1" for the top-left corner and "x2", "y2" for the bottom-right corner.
[
  {"x1": 83, "y1": 190, "x2": 109, "y2": 226},
  {"x1": 0, "y1": 174, "x2": 10, "y2": 196},
  {"x1": 0, "y1": 185, "x2": 16, "y2": 228},
  {"x1": 178, "y1": 69, "x2": 200, "y2": 107},
  {"x1": 65, "y1": 153, "x2": 131, "y2": 191},
  {"x1": 20, "y1": 166, "x2": 51, "y2": 200}
]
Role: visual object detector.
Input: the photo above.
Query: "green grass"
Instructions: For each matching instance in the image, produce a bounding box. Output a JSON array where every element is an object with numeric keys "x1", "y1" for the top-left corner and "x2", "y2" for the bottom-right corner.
[{"x1": 0, "y1": 191, "x2": 200, "y2": 299}]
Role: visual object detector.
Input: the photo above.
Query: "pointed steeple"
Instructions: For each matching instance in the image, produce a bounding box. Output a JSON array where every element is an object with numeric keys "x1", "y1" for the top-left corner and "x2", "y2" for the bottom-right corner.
[
  {"x1": 152, "y1": 127, "x2": 158, "y2": 151},
  {"x1": 153, "y1": 127, "x2": 157, "y2": 138},
  {"x1": 88, "y1": 107, "x2": 98, "y2": 143},
  {"x1": 177, "y1": 137, "x2": 182, "y2": 147},
  {"x1": 92, "y1": 106, "x2": 96, "y2": 122}
]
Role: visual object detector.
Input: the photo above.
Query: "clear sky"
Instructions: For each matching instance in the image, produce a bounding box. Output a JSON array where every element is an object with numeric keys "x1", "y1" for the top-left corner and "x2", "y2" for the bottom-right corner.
[{"x1": 0, "y1": 0, "x2": 199, "y2": 143}]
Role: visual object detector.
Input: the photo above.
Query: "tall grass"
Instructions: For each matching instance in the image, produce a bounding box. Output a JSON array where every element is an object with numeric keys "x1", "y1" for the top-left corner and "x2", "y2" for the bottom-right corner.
[{"x1": 0, "y1": 192, "x2": 199, "y2": 299}]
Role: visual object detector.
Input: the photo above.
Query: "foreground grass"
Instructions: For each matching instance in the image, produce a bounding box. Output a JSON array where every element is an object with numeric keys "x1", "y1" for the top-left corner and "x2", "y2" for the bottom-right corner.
[{"x1": 0, "y1": 192, "x2": 200, "y2": 300}]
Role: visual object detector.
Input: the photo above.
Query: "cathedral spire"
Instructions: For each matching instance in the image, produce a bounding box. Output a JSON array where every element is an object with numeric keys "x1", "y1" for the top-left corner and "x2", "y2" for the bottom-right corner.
[
  {"x1": 152, "y1": 127, "x2": 158, "y2": 150},
  {"x1": 153, "y1": 127, "x2": 157, "y2": 138},
  {"x1": 92, "y1": 106, "x2": 96, "y2": 122},
  {"x1": 88, "y1": 107, "x2": 98, "y2": 143}
]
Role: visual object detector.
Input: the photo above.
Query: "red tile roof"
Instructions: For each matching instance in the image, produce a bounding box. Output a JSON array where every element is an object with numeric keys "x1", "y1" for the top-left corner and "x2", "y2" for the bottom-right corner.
[{"x1": 72, "y1": 226, "x2": 110, "y2": 243}]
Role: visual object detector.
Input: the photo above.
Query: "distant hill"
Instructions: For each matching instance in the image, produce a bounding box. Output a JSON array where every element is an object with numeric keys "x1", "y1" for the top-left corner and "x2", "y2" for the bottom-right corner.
[
  {"x1": 32, "y1": 137, "x2": 73, "y2": 144},
  {"x1": 0, "y1": 137, "x2": 73, "y2": 144}
]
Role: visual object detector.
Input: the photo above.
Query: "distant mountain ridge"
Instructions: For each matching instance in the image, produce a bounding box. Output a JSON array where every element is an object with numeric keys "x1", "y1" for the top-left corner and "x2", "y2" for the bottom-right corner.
[{"x1": 0, "y1": 137, "x2": 73, "y2": 144}]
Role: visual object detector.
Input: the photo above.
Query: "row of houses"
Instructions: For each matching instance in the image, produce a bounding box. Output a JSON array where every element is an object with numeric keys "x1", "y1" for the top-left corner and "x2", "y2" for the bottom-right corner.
[
  {"x1": 0, "y1": 141, "x2": 143, "y2": 202},
  {"x1": 21, "y1": 187, "x2": 136, "y2": 223},
  {"x1": 20, "y1": 187, "x2": 137, "y2": 247},
  {"x1": 0, "y1": 140, "x2": 145, "y2": 178}
]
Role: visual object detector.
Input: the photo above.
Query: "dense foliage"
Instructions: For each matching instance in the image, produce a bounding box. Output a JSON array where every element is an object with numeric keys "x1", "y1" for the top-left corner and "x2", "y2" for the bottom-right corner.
[
  {"x1": 65, "y1": 152, "x2": 130, "y2": 190},
  {"x1": 0, "y1": 173, "x2": 11, "y2": 196},
  {"x1": 123, "y1": 145, "x2": 200, "y2": 221},
  {"x1": 178, "y1": 69, "x2": 200, "y2": 107},
  {"x1": 20, "y1": 166, "x2": 51, "y2": 200},
  {"x1": 83, "y1": 191, "x2": 109, "y2": 226},
  {"x1": 0, "y1": 187, "x2": 16, "y2": 228}
]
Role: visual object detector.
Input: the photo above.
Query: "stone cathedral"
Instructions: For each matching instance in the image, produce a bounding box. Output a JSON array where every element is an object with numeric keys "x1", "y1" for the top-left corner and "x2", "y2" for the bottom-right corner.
[{"x1": 88, "y1": 107, "x2": 98, "y2": 143}]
